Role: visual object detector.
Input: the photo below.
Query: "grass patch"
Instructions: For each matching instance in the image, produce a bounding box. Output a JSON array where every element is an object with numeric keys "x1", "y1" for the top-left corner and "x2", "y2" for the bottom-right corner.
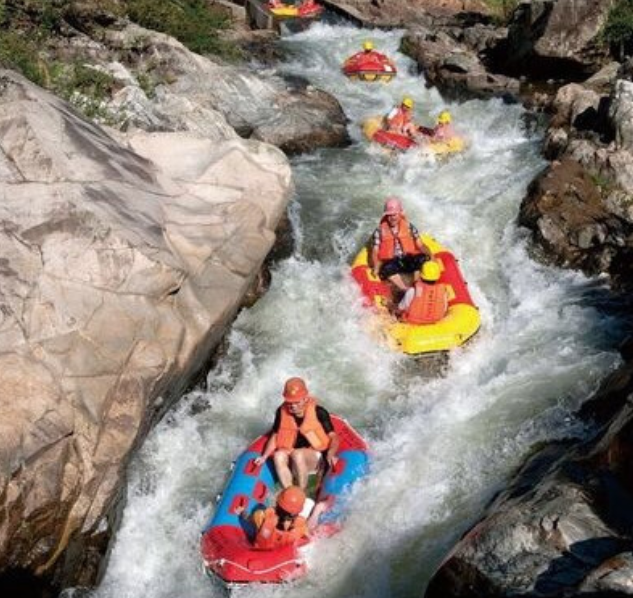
[
  {"x1": 590, "y1": 171, "x2": 617, "y2": 195},
  {"x1": 602, "y1": 0, "x2": 633, "y2": 60},
  {"x1": 0, "y1": 0, "x2": 241, "y2": 122},
  {"x1": 0, "y1": 30, "x2": 47, "y2": 86},
  {"x1": 482, "y1": 0, "x2": 519, "y2": 22},
  {"x1": 125, "y1": 0, "x2": 239, "y2": 58}
]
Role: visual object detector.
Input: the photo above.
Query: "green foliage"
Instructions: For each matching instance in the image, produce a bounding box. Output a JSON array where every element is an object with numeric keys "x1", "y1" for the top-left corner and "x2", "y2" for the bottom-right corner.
[
  {"x1": 125, "y1": 0, "x2": 236, "y2": 57},
  {"x1": 590, "y1": 171, "x2": 616, "y2": 194},
  {"x1": 136, "y1": 71, "x2": 157, "y2": 98},
  {"x1": 602, "y1": 0, "x2": 633, "y2": 58},
  {"x1": 50, "y1": 62, "x2": 122, "y2": 122},
  {"x1": 66, "y1": 64, "x2": 116, "y2": 98},
  {"x1": 0, "y1": 31, "x2": 46, "y2": 86},
  {"x1": 482, "y1": 0, "x2": 519, "y2": 22}
]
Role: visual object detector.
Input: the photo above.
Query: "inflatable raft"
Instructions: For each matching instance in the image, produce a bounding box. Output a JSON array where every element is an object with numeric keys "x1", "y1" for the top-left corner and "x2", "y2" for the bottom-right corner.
[
  {"x1": 200, "y1": 416, "x2": 369, "y2": 585},
  {"x1": 351, "y1": 234, "x2": 480, "y2": 354},
  {"x1": 268, "y1": 1, "x2": 324, "y2": 18},
  {"x1": 342, "y1": 52, "x2": 397, "y2": 82},
  {"x1": 362, "y1": 116, "x2": 466, "y2": 157}
]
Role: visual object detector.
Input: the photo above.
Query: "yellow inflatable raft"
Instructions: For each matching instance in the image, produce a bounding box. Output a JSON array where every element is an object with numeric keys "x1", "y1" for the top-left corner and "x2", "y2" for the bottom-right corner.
[
  {"x1": 362, "y1": 116, "x2": 466, "y2": 157},
  {"x1": 351, "y1": 235, "x2": 480, "y2": 355}
]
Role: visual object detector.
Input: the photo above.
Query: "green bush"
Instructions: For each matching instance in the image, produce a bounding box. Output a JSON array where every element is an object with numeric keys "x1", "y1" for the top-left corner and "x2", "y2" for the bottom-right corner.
[
  {"x1": 482, "y1": 0, "x2": 519, "y2": 22},
  {"x1": 125, "y1": 0, "x2": 236, "y2": 56},
  {"x1": 602, "y1": 0, "x2": 633, "y2": 59},
  {"x1": 0, "y1": 31, "x2": 46, "y2": 86}
]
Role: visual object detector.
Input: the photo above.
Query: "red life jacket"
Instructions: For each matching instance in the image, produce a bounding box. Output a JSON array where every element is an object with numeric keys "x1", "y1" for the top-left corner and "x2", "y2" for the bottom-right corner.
[
  {"x1": 377, "y1": 217, "x2": 419, "y2": 261},
  {"x1": 254, "y1": 508, "x2": 308, "y2": 550},
  {"x1": 276, "y1": 398, "x2": 330, "y2": 452},
  {"x1": 404, "y1": 281, "x2": 449, "y2": 325}
]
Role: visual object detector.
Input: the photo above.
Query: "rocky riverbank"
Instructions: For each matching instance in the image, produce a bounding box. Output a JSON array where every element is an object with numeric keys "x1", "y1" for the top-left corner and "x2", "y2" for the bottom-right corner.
[{"x1": 365, "y1": 1, "x2": 633, "y2": 595}]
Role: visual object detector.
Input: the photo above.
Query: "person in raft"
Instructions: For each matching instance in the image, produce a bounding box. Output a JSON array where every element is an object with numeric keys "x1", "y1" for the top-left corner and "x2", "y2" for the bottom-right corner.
[
  {"x1": 418, "y1": 110, "x2": 456, "y2": 141},
  {"x1": 397, "y1": 259, "x2": 449, "y2": 324},
  {"x1": 236, "y1": 486, "x2": 326, "y2": 549},
  {"x1": 384, "y1": 96, "x2": 418, "y2": 137},
  {"x1": 254, "y1": 377, "x2": 339, "y2": 491},
  {"x1": 348, "y1": 40, "x2": 381, "y2": 61},
  {"x1": 371, "y1": 197, "x2": 432, "y2": 292}
]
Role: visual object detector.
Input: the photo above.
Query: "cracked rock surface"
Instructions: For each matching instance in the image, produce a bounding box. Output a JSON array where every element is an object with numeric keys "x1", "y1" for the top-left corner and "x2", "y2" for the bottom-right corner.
[{"x1": 0, "y1": 68, "x2": 291, "y2": 586}]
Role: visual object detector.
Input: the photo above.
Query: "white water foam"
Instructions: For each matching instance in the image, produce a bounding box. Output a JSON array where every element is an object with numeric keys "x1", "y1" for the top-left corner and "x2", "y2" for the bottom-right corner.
[{"x1": 90, "y1": 24, "x2": 623, "y2": 598}]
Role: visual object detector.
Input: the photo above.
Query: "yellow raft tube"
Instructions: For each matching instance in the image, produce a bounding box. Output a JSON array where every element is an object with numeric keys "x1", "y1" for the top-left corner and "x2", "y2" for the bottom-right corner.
[
  {"x1": 351, "y1": 234, "x2": 480, "y2": 355},
  {"x1": 362, "y1": 116, "x2": 466, "y2": 157}
]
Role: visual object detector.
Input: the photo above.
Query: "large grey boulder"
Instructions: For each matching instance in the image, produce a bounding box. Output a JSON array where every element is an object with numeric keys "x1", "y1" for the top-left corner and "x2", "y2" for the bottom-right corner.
[
  {"x1": 402, "y1": 27, "x2": 520, "y2": 100},
  {"x1": 518, "y1": 158, "x2": 633, "y2": 283},
  {"x1": 97, "y1": 24, "x2": 349, "y2": 153},
  {"x1": 426, "y1": 359, "x2": 633, "y2": 598},
  {"x1": 503, "y1": 0, "x2": 614, "y2": 76},
  {"x1": 0, "y1": 69, "x2": 292, "y2": 587},
  {"x1": 320, "y1": 0, "x2": 490, "y2": 27}
]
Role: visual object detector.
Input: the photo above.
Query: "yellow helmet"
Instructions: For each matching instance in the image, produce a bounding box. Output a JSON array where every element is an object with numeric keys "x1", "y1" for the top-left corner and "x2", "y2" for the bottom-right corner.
[
  {"x1": 421, "y1": 260, "x2": 441, "y2": 282},
  {"x1": 437, "y1": 110, "x2": 452, "y2": 124},
  {"x1": 363, "y1": 40, "x2": 374, "y2": 51},
  {"x1": 402, "y1": 96, "x2": 414, "y2": 109}
]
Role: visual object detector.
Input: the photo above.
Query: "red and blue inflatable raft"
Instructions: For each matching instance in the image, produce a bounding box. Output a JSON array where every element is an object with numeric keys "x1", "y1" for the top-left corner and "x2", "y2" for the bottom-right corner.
[{"x1": 200, "y1": 415, "x2": 369, "y2": 585}]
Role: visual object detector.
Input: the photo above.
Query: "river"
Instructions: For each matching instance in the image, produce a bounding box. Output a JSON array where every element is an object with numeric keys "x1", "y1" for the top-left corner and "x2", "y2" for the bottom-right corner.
[{"x1": 89, "y1": 23, "x2": 624, "y2": 598}]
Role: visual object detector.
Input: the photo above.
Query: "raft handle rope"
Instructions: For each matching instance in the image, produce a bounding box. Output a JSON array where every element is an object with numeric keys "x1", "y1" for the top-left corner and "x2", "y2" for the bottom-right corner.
[{"x1": 206, "y1": 557, "x2": 304, "y2": 575}]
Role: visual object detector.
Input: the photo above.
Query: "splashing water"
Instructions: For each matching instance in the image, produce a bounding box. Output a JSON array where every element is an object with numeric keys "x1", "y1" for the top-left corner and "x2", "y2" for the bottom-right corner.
[{"x1": 91, "y1": 24, "x2": 623, "y2": 598}]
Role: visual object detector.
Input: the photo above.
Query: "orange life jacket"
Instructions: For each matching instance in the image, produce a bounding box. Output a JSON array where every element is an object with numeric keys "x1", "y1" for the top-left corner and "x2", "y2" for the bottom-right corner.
[
  {"x1": 254, "y1": 508, "x2": 308, "y2": 550},
  {"x1": 276, "y1": 398, "x2": 331, "y2": 452},
  {"x1": 385, "y1": 106, "x2": 411, "y2": 132},
  {"x1": 377, "y1": 217, "x2": 420, "y2": 261},
  {"x1": 404, "y1": 281, "x2": 449, "y2": 325}
]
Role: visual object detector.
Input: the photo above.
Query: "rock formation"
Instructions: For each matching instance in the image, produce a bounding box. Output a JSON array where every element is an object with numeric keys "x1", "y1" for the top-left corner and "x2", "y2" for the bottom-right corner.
[
  {"x1": 0, "y1": 68, "x2": 292, "y2": 588},
  {"x1": 426, "y1": 354, "x2": 633, "y2": 598},
  {"x1": 64, "y1": 23, "x2": 349, "y2": 154},
  {"x1": 519, "y1": 70, "x2": 633, "y2": 288},
  {"x1": 502, "y1": 0, "x2": 615, "y2": 78},
  {"x1": 321, "y1": 0, "x2": 490, "y2": 27},
  {"x1": 402, "y1": 25, "x2": 520, "y2": 100}
]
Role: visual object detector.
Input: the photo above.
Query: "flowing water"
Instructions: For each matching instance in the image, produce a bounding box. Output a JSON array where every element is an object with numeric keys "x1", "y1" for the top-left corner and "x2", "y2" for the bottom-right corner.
[{"x1": 90, "y1": 24, "x2": 625, "y2": 598}]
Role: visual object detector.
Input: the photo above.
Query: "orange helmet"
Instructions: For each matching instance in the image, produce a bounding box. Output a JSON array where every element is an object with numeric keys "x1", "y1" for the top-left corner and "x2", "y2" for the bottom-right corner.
[
  {"x1": 282, "y1": 377, "x2": 309, "y2": 402},
  {"x1": 277, "y1": 486, "x2": 306, "y2": 515}
]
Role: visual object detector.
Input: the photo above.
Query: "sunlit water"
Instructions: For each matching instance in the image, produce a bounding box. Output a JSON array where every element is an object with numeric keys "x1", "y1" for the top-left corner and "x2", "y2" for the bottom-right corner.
[{"x1": 89, "y1": 24, "x2": 625, "y2": 598}]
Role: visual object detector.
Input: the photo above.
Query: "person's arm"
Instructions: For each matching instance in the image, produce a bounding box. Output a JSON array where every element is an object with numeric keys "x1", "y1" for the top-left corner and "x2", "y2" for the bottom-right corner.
[
  {"x1": 371, "y1": 246, "x2": 382, "y2": 277},
  {"x1": 254, "y1": 409, "x2": 280, "y2": 465},
  {"x1": 371, "y1": 229, "x2": 382, "y2": 276},
  {"x1": 316, "y1": 406, "x2": 339, "y2": 469},
  {"x1": 411, "y1": 225, "x2": 431, "y2": 257},
  {"x1": 254, "y1": 434, "x2": 277, "y2": 466},
  {"x1": 325, "y1": 431, "x2": 339, "y2": 469},
  {"x1": 306, "y1": 501, "x2": 329, "y2": 532}
]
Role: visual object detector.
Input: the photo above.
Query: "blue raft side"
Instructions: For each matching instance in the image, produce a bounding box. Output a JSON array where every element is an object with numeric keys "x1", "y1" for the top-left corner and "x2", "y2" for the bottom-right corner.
[
  {"x1": 319, "y1": 449, "x2": 369, "y2": 524},
  {"x1": 202, "y1": 447, "x2": 370, "y2": 534},
  {"x1": 202, "y1": 450, "x2": 276, "y2": 533}
]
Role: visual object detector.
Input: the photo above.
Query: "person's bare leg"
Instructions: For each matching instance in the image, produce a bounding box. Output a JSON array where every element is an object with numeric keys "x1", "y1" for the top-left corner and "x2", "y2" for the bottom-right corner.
[
  {"x1": 273, "y1": 451, "x2": 293, "y2": 488},
  {"x1": 389, "y1": 273, "x2": 408, "y2": 291},
  {"x1": 291, "y1": 449, "x2": 321, "y2": 490}
]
